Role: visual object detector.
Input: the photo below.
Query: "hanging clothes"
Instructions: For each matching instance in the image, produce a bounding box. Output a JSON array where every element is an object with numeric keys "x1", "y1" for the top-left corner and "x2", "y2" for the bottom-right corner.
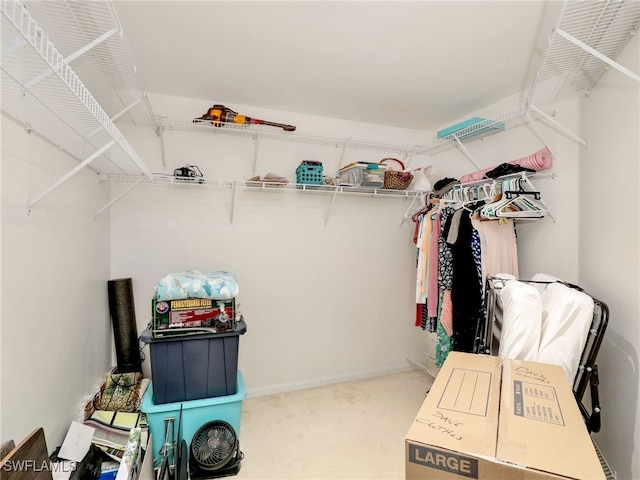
[
  {"x1": 435, "y1": 205, "x2": 455, "y2": 366},
  {"x1": 448, "y1": 203, "x2": 485, "y2": 354},
  {"x1": 410, "y1": 175, "x2": 546, "y2": 367},
  {"x1": 471, "y1": 216, "x2": 519, "y2": 285},
  {"x1": 412, "y1": 200, "x2": 437, "y2": 330},
  {"x1": 426, "y1": 210, "x2": 441, "y2": 320}
]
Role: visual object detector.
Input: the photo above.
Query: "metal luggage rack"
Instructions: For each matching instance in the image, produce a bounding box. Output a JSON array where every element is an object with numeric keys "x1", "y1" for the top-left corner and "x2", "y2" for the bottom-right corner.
[{"x1": 475, "y1": 275, "x2": 609, "y2": 434}]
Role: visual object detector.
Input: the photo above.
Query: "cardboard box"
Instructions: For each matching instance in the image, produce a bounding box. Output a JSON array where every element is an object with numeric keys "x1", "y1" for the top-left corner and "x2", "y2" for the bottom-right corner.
[
  {"x1": 152, "y1": 297, "x2": 235, "y2": 333},
  {"x1": 405, "y1": 352, "x2": 605, "y2": 480}
]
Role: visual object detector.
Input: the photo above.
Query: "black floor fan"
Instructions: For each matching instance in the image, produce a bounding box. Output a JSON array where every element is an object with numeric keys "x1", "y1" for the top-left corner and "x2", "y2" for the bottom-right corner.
[{"x1": 189, "y1": 420, "x2": 243, "y2": 479}]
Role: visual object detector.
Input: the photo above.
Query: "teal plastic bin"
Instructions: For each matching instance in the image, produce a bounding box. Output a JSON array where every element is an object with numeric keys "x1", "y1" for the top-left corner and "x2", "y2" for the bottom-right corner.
[{"x1": 141, "y1": 370, "x2": 246, "y2": 465}]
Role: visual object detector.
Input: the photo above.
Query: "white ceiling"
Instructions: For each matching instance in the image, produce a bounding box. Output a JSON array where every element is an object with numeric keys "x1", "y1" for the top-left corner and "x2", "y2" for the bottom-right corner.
[{"x1": 113, "y1": 1, "x2": 562, "y2": 131}]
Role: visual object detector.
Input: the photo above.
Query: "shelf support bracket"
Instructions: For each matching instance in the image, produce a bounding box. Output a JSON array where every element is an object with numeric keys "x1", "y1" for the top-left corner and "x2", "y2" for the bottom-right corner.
[
  {"x1": 252, "y1": 135, "x2": 260, "y2": 175},
  {"x1": 556, "y1": 28, "x2": 640, "y2": 83},
  {"x1": 403, "y1": 150, "x2": 417, "y2": 170},
  {"x1": 2, "y1": 34, "x2": 26, "y2": 58},
  {"x1": 399, "y1": 193, "x2": 423, "y2": 227},
  {"x1": 324, "y1": 186, "x2": 340, "y2": 225},
  {"x1": 229, "y1": 185, "x2": 237, "y2": 225},
  {"x1": 25, "y1": 28, "x2": 117, "y2": 90},
  {"x1": 338, "y1": 143, "x2": 348, "y2": 166},
  {"x1": 86, "y1": 97, "x2": 143, "y2": 139},
  {"x1": 529, "y1": 104, "x2": 587, "y2": 146},
  {"x1": 329, "y1": 143, "x2": 349, "y2": 180},
  {"x1": 94, "y1": 176, "x2": 144, "y2": 219},
  {"x1": 28, "y1": 140, "x2": 115, "y2": 211},
  {"x1": 523, "y1": 111, "x2": 556, "y2": 159},
  {"x1": 159, "y1": 124, "x2": 167, "y2": 168},
  {"x1": 452, "y1": 135, "x2": 481, "y2": 170}
]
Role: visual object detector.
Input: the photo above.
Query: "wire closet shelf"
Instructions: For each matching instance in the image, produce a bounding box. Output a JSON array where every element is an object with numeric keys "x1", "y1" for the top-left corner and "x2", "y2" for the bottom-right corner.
[
  {"x1": 156, "y1": 116, "x2": 423, "y2": 156},
  {"x1": 527, "y1": 0, "x2": 640, "y2": 106},
  {"x1": 104, "y1": 173, "x2": 425, "y2": 199},
  {"x1": 0, "y1": 0, "x2": 154, "y2": 185}
]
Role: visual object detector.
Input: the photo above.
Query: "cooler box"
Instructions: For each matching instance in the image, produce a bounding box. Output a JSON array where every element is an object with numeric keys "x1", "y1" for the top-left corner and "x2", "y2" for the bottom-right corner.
[
  {"x1": 141, "y1": 371, "x2": 246, "y2": 464},
  {"x1": 140, "y1": 318, "x2": 246, "y2": 404}
]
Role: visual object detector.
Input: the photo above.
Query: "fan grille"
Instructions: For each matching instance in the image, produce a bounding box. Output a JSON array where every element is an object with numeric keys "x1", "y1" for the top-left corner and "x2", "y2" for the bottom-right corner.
[{"x1": 191, "y1": 421, "x2": 238, "y2": 470}]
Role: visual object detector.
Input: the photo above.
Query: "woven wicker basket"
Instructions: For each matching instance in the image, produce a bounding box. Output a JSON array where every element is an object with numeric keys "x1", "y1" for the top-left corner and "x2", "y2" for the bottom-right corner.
[{"x1": 380, "y1": 158, "x2": 413, "y2": 190}]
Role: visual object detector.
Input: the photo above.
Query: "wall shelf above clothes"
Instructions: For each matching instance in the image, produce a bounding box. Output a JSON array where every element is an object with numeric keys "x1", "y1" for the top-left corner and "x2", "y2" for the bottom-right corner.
[
  {"x1": 416, "y1": 108, "x2": 536, "y2": 156},
  {"x1": 415, "y1": 107, "x2": 558, "y2": 171}
]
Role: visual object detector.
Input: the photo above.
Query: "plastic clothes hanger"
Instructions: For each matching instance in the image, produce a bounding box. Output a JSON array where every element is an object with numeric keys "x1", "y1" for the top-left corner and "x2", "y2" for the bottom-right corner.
[
  {"x1": 495, "y1": 174, "x2": 548, "y2": 219},
  {"x1": 480, "y1": 178, "x2": 511, "y2": 220}
]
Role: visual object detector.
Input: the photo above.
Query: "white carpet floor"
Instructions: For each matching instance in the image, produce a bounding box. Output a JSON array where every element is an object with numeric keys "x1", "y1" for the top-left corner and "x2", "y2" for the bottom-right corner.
[{"x1": 233, "y1": 368, "x2": 434, "y2": 480}]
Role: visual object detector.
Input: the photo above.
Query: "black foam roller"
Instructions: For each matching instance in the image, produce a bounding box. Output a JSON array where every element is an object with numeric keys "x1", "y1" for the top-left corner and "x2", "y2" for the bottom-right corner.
[{"x1": 108, "y1": 278, "x2": 142, "y2": 373}]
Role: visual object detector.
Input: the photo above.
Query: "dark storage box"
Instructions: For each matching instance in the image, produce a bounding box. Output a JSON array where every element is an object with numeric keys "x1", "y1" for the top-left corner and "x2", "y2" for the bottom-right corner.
[{"x1": 140, "y1": 318, "x2": 246, "y2": 404}]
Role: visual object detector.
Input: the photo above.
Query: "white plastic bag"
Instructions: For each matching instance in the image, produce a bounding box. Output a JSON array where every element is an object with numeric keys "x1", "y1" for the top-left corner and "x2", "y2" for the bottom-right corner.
[{"x1": 410, "y1": 166, "x2": 435, "y2": 191}]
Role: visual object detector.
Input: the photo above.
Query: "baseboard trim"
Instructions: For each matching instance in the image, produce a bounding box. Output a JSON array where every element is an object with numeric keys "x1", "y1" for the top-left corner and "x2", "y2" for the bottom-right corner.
[{"x1": 245, "y1": 364, "x2": 413, "y2": 398}]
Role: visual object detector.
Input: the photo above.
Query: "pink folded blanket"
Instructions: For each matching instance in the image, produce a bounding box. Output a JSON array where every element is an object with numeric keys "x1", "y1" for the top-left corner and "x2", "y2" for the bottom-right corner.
[{"x1": 459, "y1": 146, "x2": 553, "y2": 183}]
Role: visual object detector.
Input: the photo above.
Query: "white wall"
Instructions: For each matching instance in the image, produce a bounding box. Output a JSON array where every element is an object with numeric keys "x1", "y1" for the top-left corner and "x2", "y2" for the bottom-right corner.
[
  {"x1": 579, "y1": 32, "x2": 640, "y2": 480},
  {"x1": 111, "y1": 92, "x2": 582, "y2": 397},
  {"x1": 114, "y1": 95, "x2": 434, "y2": 396},
  {"x1": 0, "y1": 119, "x2": 112, "y2": 450},
  {"x1": 2, "y1": 70, "x2": 625, "y2": 471}
]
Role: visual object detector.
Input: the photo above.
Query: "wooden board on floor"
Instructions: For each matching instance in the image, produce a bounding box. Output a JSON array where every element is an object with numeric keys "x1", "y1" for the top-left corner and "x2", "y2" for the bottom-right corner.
[{"x1": 0, "y1": 428, "x2": 53, "y2": 479}]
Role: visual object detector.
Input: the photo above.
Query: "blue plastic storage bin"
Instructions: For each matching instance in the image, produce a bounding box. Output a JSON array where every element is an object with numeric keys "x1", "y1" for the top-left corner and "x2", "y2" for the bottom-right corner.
[
  {"x1": 296, "y1": 163, "x2": 323, "y2": 185},
  {"x1": 141, "y1": 370, "x2": 246, "y2": 465},
  {"x1": 140, "y1": 318, "x2": 246, "y2": 404}
]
